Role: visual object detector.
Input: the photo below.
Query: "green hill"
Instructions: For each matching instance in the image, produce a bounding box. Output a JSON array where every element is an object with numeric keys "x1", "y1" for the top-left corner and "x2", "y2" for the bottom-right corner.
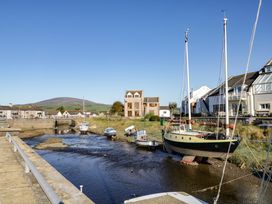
[{"x1": 30, "y1": 97, "x2": 111, "y2": 113}]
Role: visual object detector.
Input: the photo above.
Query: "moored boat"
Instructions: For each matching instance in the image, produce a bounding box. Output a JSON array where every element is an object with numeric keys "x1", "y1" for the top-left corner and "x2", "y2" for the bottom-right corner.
[
  {"x1": 163, "y1": 23, "x2": 241, "y2": 159},
  {"x1": 163, "y1": 126, "x2": 240, "y2": 158},
  {"x1": 124, "y1": 192, "x2": 207, "y2": 204},
  {"x1": 135, "y1": 130, "x2": 160, "y2": 150},
  {"x1": 79, "y1": 122, "x2": 89, "y2": 134},
  {"x1": 79, "y1": 97, "x2": 89, "y2": 134},
  {"x1": 104, "y1": 127, "x2": 117, "y2": 138}
]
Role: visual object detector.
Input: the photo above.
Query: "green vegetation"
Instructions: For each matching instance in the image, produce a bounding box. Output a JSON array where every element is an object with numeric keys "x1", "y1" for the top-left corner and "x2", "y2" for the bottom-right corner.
[
  {"x1": 56, "y1": 106, "x2": 65, "y2": 113},
  {"x1": 76, "y1": 117, "x2": 162, "y2": 142},
  {"x1": 144, "y1": 113, "x2": 160, "y2": 121},
  {"x1": 169, "y1": 102, "x2": 177, "y2": 115},
  {"x1": 110, "y1": 101, "x2": 124, "y2": 116}
]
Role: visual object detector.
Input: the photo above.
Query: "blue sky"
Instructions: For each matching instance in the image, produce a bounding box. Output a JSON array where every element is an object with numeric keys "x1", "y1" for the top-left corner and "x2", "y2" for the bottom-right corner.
[{"x1": 0, "y1": 0, "x2": 271, "y2": 106}]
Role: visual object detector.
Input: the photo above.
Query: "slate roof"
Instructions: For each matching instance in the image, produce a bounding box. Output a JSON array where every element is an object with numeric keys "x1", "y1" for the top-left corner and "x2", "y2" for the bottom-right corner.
[
  {"x1": 160, "y1": 106, "x2": 170, "y2": 110},
  {"x1": 144, "y1": 97, "x2": 159, "y2": 103},
  {"x1": 125, "y1": 90, "x2": 143, "y2": 97},
  {"x1": 208, "y1": 71, "x2": 259, "y2": 96},
  {"x1": 265, "y1": 59, "x2": 272, "y2": 66}
]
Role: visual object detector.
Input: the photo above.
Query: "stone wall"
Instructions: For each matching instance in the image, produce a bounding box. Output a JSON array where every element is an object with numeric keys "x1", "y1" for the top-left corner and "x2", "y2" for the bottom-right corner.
[{"x1": 7, "y1": 119, "x2": 55, "y2": 130}]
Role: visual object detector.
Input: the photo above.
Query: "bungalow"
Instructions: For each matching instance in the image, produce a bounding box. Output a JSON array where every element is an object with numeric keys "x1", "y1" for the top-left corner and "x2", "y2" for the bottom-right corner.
[
  {"x1": 159, "y1": 106, "x2": 170, "y2": 118},
  {"x1": 62, "y1": 111, "x2": 72, "y2": 118}
]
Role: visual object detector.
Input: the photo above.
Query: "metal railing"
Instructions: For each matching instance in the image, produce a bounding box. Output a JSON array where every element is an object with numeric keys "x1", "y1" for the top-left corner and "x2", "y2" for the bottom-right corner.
[
  {"x1": 228, "y1": 92, "x2": 247, "y2": 100},
  {"x1": 5, "y1": 132, "x2": 63, "y2": 204}
]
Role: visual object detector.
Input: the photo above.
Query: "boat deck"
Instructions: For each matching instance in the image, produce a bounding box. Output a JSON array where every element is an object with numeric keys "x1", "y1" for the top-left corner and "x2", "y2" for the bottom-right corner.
[{"x1": 124, "y1": 192, "x2": 206, "y2": 204}]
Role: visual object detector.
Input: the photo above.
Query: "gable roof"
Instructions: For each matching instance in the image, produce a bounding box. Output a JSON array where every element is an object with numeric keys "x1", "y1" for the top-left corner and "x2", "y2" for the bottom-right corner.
[
  {"x1": 209, "y1": 71, "x2": 259, "y2": 96},
  {"x1": 160, "y1": 106, "x2": 170, "y2": 110},
  {"x1": 125, "y1": 90, "x2": 143, "y2": 97},
  {"x1": 264, "y1": 59, "x2": 272, "y2": 67}
]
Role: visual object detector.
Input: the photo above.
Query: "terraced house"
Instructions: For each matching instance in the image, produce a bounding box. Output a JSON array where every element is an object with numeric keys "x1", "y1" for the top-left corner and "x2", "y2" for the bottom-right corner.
[
  {"x1": 192, "y1": 59, "x2": 272, "y2": 116},
  {"x1": 124, "y1": 90, "x2": 160, "y2": 118},
  {"x1": 0, "y1": 106, "x2": 45, "y2": 119}
]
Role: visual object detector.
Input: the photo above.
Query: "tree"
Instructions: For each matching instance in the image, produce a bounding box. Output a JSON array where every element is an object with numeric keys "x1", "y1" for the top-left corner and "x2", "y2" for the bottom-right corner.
[
  {"x1": 110, "y1": 101, "x2": 124, "y2": 115},
  {"x1": 169, "y1": 102, "x2": 177, "y2": 116},
  {"x1": 56, "y1": 106, "x2": 65, "y2": 114}
]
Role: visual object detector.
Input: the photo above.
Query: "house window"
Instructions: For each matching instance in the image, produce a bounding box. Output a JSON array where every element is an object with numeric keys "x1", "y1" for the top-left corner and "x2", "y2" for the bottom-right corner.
[
  {"x1": 259, "y1": 103, "x2": 270, "y2": 110},
  {"x1": 213, "y1": 104, "x2": 225, "y2": 112},
  {"x1": 135, "y1": 111, "x2": 140, "y2": 117},
  {"x1": 149, "y1": 103, "x2": 157, "y2": 107},
  {"x1": 127, "y1": 103, "x2": 132, "y2": 109},
  {"x1": 134, "y1": 102, "x2": 139, "y2": 109},
  {"x1": 127, "y1": 92, "x2": 133, "y2": 98},
  {"x1": 134, "y1": 92, "x2": 140, "y2": 98},
  {"x1": 128, "y1": 111, "x2": 132, "y2": 117}
]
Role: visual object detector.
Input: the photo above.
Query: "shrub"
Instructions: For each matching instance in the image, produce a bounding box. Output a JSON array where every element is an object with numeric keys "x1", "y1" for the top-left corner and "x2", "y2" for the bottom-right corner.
[
  {"x1": 144, "y1": 113, "x2": 153, "y2": 121},
  {"x1": 149, "y1": 115, "x2": 160, "y2": 121}
]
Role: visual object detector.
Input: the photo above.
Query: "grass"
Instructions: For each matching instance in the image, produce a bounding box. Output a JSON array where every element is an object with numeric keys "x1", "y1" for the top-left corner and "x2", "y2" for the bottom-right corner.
[
  {"x1": 76, "y1": 116, "x2": 162, "y2": 142},
  {"x1": 76, "y1": 116, "x2": 272, "y2": 170}
]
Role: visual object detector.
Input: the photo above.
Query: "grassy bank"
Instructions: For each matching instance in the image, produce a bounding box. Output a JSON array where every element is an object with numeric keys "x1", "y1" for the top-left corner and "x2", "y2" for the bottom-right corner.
[
  {"x1": 77, "y1": 117, "x2": 162, "y2": 142},
  {"x1": 76, "y1": 117, "x2": 272, "y2": 170}
]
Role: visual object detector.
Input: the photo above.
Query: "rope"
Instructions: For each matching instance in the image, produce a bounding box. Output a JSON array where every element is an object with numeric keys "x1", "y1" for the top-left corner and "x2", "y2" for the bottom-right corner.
[
  {"x1": 259, "y1": 169, "x2": 272, "y2": 202},
  {"x1": 257, "y1": 131, "x2": 272, "y2": 203},
  {"x1": 193, "y1": 172, "x2": 253, "y2": 193},
  {"x1": 214, "y1": 1, "x2": 263, "y2": 203}
]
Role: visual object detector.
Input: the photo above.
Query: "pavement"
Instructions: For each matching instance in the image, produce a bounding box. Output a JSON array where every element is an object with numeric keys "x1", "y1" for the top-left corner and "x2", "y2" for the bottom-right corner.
[{"x1": 0, "y1": 137, "x2": 49, "y2": 204}]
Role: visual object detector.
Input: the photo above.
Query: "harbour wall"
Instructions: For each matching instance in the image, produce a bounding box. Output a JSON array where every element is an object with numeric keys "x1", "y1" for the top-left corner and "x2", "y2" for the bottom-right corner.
[{"x1": 7, "y1": 118, "x2": 74, "y2": 130}]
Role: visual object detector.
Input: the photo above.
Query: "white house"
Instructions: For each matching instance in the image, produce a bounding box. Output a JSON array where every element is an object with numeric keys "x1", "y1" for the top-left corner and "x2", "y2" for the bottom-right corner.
[
  {"x1": 159, "y1": 106, "x2": 171, "y2": 118},
  {"x1": 62, "y1": 111, "x2": 71, "y2": 118},
  {"x1": 206, "y1": 72, "x2": 258, "y2": 116},
  {"x1": 252, "y1": 59, "x2": 272, "y2": 116},
  {"x1": 0, "y1": 106, "x2": 45, "y2": 119},
  {"x1": 55, "y1": 111, "x2": 63, "y2": 118},
  {"x1": 182, "y1": 86, "x2": 211, "y2": 115}
]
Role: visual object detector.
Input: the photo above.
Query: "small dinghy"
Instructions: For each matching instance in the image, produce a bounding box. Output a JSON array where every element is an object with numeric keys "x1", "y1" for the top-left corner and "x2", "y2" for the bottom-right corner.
[{"x1": 135, "y1": 130, "x2": 160, "y2": 150}]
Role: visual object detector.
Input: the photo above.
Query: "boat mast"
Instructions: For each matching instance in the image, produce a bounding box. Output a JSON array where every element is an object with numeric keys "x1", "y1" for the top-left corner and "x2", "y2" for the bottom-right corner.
[
  {"x1": 223, "y1": 17, "x2": 230, "y2": 137},
  {"x1": 83, "y1": 96, "x2": 85, "y2": 121},
  {"x1": 185, "y1": 29, "x2": 192, "y2": 130}
]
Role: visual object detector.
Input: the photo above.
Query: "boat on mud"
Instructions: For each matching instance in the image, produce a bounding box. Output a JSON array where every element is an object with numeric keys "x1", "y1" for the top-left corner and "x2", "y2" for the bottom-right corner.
[{"x1": 135, "y1": 130, "x2": 160, "y2": 150}]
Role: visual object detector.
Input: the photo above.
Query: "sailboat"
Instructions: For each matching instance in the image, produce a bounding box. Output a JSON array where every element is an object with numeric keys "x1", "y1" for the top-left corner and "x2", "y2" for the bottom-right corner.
[
  {"x1": 79, "y1": 97, "x2": 89, "y2": 134},
  {"x1": 163, "y1": 20, "x2": 240, "y2": 159}
]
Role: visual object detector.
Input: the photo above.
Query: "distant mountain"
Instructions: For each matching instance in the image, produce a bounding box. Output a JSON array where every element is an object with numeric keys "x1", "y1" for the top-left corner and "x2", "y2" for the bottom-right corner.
[{"x1": 30, "y1": 97, "x2": 111, "y2": 113}]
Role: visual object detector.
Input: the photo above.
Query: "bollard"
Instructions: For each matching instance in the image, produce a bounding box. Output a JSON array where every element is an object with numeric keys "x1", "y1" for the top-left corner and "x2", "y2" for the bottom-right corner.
[{"x1": 80, "y1": 185, "x2": 83, "y2": 193}]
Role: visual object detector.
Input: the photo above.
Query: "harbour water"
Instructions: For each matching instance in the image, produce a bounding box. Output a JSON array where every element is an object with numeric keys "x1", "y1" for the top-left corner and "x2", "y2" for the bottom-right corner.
[{"x1": 24, "y1": 134, "x2": 272, "y2": 204}]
